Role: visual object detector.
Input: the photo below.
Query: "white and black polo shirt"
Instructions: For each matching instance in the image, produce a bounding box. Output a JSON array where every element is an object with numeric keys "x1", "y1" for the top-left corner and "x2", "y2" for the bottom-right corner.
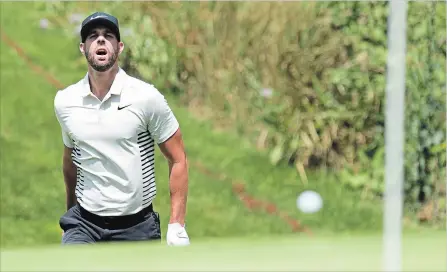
[{"x1": 54, "y1": 68, "x2": 179, "y2": 216}]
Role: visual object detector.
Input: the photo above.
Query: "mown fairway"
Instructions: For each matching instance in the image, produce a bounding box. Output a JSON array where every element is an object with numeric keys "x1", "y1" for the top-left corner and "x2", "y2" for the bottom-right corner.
[{"x1": 1, "y1": 232, "x2": 446, "y2": 271}]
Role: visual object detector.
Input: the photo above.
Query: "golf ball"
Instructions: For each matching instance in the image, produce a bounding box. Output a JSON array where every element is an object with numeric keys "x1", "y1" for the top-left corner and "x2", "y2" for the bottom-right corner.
[{"x1": 296, "y1": 190, "x2": 323, "y2": 213}]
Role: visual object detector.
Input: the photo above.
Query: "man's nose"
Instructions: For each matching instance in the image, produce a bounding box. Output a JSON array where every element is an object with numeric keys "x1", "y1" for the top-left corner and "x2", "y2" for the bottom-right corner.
[{"x1": 96, "y1": 36, "x2": 106, "y2": 44}]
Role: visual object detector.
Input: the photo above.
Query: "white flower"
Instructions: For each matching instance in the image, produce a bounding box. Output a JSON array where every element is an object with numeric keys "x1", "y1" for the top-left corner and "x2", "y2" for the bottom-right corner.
[
  {"x1": 121, "y1": 27, "x2": 134, "y2": 38},
  {"x1": 68, "y1": 13, "x2": 84, "y2": 24},
  {"x1": 260, "y1": 88, "x2": 273, "y2": 98},
  {"x1": 39, "y1": 18, "x2": 50, "y2": 29}
]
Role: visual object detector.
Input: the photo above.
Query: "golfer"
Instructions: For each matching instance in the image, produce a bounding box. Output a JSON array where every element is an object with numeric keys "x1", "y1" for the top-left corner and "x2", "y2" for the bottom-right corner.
[{"x1": 54, "y1": 12, "x2": 190, "y2": 246}]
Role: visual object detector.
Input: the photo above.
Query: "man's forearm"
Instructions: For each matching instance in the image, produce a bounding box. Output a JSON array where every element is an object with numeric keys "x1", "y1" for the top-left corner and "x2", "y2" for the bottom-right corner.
[
  {"x1": 168, "y1": 158, "x2": 189, "y2": 225},
  {"x1": 64, "y1": 168, "x2": 77, "y2": 210}
]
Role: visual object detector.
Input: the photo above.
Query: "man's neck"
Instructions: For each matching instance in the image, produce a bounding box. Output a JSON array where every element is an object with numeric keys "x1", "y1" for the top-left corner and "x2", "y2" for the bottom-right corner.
[{"x1": 88, "y1": 65, "x2": 119, "y2": 101}]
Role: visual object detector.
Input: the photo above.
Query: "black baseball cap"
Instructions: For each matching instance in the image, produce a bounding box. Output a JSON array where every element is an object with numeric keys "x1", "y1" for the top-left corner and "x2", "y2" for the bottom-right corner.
[{"x1": 80, "y1": 12, "x2": 120, "y2": 42}]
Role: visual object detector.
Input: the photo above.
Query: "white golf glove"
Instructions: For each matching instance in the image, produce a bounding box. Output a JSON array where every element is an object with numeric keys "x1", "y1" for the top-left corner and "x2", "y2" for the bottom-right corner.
[{"x1": 166, "y1": 223, "x2": 190, "y2": 246}]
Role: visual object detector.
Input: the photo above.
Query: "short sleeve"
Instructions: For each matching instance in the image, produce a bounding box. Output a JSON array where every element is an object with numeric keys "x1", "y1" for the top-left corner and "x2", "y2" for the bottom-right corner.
[
  {"x1": 144, "y1": 91, "x2": 179, "y2": 144},
  {"x1": 60, "y1": 129, "x2": 74, "y2": 148},
  {"x1": 54, "y1": 91, "x2": 74, "y2": 149}
]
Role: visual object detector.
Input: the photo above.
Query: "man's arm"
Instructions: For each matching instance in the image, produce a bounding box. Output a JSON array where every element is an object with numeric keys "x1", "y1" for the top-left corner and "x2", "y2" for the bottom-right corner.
[
  {"x1": 54, "y1": 91, "x2": 77, "y2": 211},
  {"x1": 158, "y1": 128, "x2": 189, "y2": 225},
  {"x1": 62, "y1": 146, "x2": 78, "y2": 211}
]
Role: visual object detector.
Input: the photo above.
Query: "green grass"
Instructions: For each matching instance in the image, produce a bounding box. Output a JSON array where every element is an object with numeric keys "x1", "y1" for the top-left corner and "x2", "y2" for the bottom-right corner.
[
  {"x1": 1, "y1": 232, "x2": 446, "y2": 271},
  {"x1": 0, "y1": 1, "x2": 439, "y2": 253}
]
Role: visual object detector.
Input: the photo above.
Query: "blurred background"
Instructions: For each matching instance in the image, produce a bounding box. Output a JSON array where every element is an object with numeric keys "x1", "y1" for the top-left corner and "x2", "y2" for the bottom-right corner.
[{"x1": 0, "y1": 0, "x2": 445, "y2": 256}]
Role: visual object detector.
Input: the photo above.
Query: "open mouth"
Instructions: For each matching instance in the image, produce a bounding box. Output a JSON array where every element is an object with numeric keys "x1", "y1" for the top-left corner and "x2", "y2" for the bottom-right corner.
[{"x1": 95, "y1": 48, "x2": 107, "y2": 56}]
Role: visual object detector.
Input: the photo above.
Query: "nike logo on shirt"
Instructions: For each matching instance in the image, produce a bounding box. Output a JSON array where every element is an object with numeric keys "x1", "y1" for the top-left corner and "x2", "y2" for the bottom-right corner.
[{"x1": 117, "y1": 104, "x2": 131, "y2": 110}]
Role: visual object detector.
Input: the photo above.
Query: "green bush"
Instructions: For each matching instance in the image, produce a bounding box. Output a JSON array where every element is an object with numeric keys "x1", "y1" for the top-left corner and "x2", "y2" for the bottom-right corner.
[{"x1": 327, "y1": 2, "x2": 446, "y2": 218}]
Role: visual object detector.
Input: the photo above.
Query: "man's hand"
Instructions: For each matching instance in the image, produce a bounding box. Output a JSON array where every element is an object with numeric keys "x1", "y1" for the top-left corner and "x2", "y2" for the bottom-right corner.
[{"x1": 166, "y1": 223, "x2": 190, "y2": 246}]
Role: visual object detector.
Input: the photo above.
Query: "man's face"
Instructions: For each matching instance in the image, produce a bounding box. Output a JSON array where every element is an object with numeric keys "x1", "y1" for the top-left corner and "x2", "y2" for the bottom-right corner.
[{"x1": 80, "y1": 26, "x2": 124, "y2": 72}]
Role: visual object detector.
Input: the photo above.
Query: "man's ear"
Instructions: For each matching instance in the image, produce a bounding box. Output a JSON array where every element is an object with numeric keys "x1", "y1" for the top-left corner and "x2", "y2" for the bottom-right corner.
[
  {"x1": 79, "y1": 43, "x2": 85, "y2": 55},
  {"x1": 118, "y1": 41, "x2": 125, "y2": 55}
]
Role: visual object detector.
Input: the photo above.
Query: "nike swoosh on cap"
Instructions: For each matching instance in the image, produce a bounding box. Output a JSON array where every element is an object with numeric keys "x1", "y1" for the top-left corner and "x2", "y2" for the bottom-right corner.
[{"x1": 90, "y1": 15, "x2": 107, "y2": 20}]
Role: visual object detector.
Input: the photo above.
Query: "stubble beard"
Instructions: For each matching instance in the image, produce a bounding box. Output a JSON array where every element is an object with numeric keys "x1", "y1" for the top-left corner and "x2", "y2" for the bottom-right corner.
[{"x1": 85, "y1": 49, "x2": 118, "y2": 72}]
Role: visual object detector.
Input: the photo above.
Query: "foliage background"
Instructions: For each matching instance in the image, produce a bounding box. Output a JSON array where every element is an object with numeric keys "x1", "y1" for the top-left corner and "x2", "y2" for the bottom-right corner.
[
  {"x1": 1, "y1": 0, "x2": 445, "y2": 250},
  {"x1": 45, "y1": 1, "x2": 446, "y2": 221}
]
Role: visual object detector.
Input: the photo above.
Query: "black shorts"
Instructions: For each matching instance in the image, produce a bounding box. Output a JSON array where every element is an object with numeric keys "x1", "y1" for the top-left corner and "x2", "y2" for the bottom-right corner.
[{"x1": 59, "y1": 204, "x2": 161, "y2": 244}]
